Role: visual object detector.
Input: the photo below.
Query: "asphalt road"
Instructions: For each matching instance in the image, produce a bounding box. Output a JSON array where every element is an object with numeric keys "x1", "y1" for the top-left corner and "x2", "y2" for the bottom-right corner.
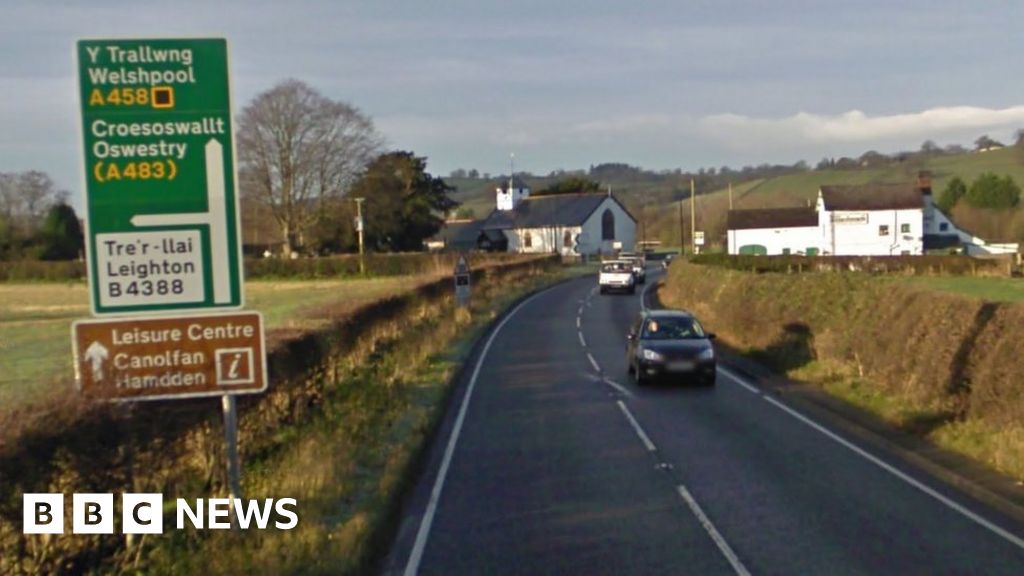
[{"x1": 385, "y1": 268, "x2": 1024, "y2": 575}]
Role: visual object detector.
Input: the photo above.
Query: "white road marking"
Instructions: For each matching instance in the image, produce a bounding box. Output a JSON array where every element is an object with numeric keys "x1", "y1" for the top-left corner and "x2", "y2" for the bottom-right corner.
[
  {"x1": 576, "y1": 316, "x2": 581, "y2": 328},
  {"x1": 586, "y1": 352, "x2": 601, "y2": 373},
  {"x1": 676, "y1": 485, "x2": 753, "y2": 576},
  {"x1": 578, "y1": 306, "x2": 584, "y2": 316},
  {"x1": 762, "y1": 394, "x2": 1024, "y2": 552},
  {"x1": 603, "y1": 378, "x2": 634, "y2": 398},
  {"x1": 403, "y1": 289, "x2": 549, "y2": 576},
  {"x1": 718, "y1": 366, "x2": 760, "y2": 395},
  {"x1": 617, "y1": 400, "x2": 656, "y2": 452},
  {"x1": 578, "y1": 331, "x2": 587, "y2": 347}
]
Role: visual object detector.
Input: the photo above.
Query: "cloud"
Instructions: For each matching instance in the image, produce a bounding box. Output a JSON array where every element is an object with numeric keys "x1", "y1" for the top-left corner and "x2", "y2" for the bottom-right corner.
[{"x1": 699, "y1": 105, "x2": 1024, "y2": 147}]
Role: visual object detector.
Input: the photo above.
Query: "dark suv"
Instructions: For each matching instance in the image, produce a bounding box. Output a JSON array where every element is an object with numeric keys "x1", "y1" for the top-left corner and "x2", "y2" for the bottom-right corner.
[{"x1": 626, "y1": 310, "x2": 716, "y2": 386}]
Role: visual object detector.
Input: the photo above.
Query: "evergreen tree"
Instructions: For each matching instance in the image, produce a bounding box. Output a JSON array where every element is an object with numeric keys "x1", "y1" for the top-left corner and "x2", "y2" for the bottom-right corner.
[
  {"x1": 937, "y1": 177, "x2": 967, "y2": 211},
  {"x1": 347, "y1": 151, "x2": 457, "y2": 251},
  {"x1": 965, "y1": 173, "x2": 1020, "y2": 209},
  {"x1": 37, "y1": 202, "x2": 83, "y2": 260}
]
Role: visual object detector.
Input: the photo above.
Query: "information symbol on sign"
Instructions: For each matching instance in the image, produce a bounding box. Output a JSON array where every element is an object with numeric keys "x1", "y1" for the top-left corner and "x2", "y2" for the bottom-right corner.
[
  {"x1": 215, "y1": 348, "x2": 255, "y2": 386},
  {"x1": 151, "y1": 86, "x2": 174, "y2": 109}
]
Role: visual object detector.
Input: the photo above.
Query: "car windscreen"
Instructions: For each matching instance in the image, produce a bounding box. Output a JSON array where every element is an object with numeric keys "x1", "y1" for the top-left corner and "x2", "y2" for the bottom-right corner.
[
  {"x1": 642, "y1": 317, "x2": 705, "y2": 340},
  {"x1": 602, "y1": 263, "x2": 628, "y2": 272}
]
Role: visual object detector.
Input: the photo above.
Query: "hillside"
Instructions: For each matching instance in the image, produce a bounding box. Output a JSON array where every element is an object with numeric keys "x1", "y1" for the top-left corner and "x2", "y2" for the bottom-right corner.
[{"x1": 445, "y1": 146, "x2": 1024, "y2": 249}]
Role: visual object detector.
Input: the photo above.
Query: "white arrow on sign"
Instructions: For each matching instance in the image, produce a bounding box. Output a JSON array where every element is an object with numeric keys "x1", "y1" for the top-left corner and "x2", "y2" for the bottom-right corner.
[
  {"x1": 84, "y1": 341, "x2": 109, "y2": 382},
  {"x1": 130, "y1": 139, "x2": 231, "y2": 304}
]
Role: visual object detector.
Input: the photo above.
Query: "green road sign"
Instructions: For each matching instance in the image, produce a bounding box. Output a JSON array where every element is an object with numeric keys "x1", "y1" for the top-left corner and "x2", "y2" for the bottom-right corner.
[{"x1": 76, "y1": 38, "x2": 243, "y2": 316}]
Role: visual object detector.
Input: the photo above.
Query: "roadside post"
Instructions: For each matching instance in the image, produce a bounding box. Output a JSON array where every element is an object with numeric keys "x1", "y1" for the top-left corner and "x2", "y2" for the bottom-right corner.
[
  {"x1": 695, "y1": 231, "x2": 705, "y2": 255},
  {"x1": 73, "y1": 38, "x2": 264, "y2": 514},
  {"x1": 454, "y1": 254, "x2": 471, "y2": 308}
]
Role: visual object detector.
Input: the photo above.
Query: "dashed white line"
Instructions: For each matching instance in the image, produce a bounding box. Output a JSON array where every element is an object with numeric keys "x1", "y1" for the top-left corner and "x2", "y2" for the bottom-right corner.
[
  {"x1": 761, "y1": 394, "x2": 1024, "y2": 552},
  {"x1": 403, "y1": 289, "x2": 549, "y2": 576},
  {"x1": 578, "y1": 331, "x2": 587, "y2": 347},
  {"x1": 718, "y1": 366, "x2": 760, "y2": 395},
  {"x1": 603, "y1": 378, "x2": 634, "y2": 398},
  {"x1": 576, "y1": 316, "x2": 581, "y2": 328},
  {"x1": 616, "y1": 400, "x2": 656, "y2": 452},
  {"x1": 586, "y1": 352, "x2": 601, "y2": 373},
  {"x1": 676, "y1": 485, "x2": 752, "y2": 576}
]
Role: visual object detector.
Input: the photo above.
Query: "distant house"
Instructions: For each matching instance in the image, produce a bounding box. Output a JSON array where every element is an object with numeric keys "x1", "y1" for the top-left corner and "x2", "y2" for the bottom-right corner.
[
  {"x1": 726, "y1": 172, "x2": 1018, "y2": 256},
  {"x1": 479, "y1": 177, "x2": 636, "y2": 255}
]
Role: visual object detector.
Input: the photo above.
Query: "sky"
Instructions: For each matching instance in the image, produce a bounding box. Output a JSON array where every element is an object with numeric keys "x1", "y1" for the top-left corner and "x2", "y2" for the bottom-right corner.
[{"x1": 4, "y1": 0, "x2": 1024, "y2": 210}]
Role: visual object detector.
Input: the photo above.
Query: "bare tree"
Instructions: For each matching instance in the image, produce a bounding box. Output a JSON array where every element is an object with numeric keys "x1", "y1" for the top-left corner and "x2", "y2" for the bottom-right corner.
[
  {"x1": 236, "y1": 79, "x2": 382, "y2": 256},
  {"x1": 0, "y1": 170, "x2": 64, "y2": 235}
]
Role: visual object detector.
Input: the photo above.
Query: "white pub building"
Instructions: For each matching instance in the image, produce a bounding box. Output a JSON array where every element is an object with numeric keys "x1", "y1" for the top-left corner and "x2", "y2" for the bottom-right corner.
[{"x1": 727, "y1": 173, "x2": 1018, "y2": 256}]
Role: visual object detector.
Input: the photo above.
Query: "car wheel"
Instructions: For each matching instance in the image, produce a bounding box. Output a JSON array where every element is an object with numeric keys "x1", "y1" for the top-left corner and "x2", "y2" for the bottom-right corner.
[
  {"x1": 628, "y1": 285, "x2": 636, "y2": 295},
  {"x1": 700, "y1": 374, "x2": 717, "y2": 387},
  {"x1": 599, "y1": 286, "x2": 606, "y2": 294},
  {"x1": 633, "y1": 364, "x2": 647, "y2": 386}
]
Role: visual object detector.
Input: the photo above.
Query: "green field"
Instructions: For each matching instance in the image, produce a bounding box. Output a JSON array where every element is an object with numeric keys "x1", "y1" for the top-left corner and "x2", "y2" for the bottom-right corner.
[{"x1": 0, "y1": 276, "x2": 432, "y2": 410}]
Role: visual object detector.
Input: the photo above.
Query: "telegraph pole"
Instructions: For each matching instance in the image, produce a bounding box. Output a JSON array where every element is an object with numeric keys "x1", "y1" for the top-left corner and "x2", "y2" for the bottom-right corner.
[
  {"x1": 690, "y1": 179, "x2": 696, "y2": 255},
  {"x1": 728, "y1": 181, "x2": 733, "y2": 210},
  {"x1": 354, "y1": 197, "x2": 366, "y2": 275},
  {"x1": 678, "y1": 195, "x2": 684, "y2": 255}
]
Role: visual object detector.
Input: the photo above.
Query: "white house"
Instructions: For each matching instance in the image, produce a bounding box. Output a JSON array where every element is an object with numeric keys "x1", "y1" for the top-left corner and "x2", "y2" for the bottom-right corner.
[
  {"x1": 726, "y1": 173, "x2": 1019, "y2": 256},
  {"x1": 478, "y1": 178, "x2": 636, "y2": 256},
  {"x1": 817, "y1": 183, "x2": 924, "y2": 255},
  {"x1": 727, "y1": 208, "x2": 820, "y2": 255}
]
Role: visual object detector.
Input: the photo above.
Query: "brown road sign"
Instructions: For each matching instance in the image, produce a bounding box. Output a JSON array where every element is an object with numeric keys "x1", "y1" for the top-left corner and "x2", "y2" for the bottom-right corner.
[{"x1": 72, "y1": 311, "x2": 266, "y2": 401}]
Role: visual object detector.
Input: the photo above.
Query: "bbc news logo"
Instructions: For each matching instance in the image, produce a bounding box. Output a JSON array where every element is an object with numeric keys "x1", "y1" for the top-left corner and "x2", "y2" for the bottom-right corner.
[{"x1": 23, "y1": 494, "x2": 298, "y2": 534}]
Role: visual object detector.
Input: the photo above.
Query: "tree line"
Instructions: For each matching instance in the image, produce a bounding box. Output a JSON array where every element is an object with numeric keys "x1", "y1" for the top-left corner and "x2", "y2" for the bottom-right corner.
[{"x1": 0, "y1": 171, "x2": 83, "y2": 260}]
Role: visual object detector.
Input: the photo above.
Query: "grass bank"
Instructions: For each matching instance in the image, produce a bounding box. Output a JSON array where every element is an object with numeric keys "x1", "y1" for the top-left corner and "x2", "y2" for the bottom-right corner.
[{"x1": 660, "y1": 260, "x2": 1024, "y2": 483}]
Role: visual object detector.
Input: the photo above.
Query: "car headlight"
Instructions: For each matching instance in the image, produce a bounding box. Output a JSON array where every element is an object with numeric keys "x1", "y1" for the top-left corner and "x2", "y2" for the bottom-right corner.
[
  {"x1": 642, "y1": 348, "x2": 664, "y2": 361},
  {"x1": 697, "y1": 347, "x2": 715, "y2": 361}
]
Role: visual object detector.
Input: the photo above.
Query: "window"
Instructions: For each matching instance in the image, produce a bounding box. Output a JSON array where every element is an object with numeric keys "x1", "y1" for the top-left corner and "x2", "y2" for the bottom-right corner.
[
  {"x1": 601, "y1": 209, "x2": 615, "y2": 240},
  {"x1": 524, "y1": 232, "x2": 532, "y2": 248},
  {"x1": 564, "y1": 230, "x2": 573, "y2": 247},
  {"x1": 901, "y1": 223, "x2": 911, "y2": 234},
  {"x1": 939, "y1": 222, "x2": 949, "y2": 232},
  {"x1": 879, "y1": 225, "x2": 890, "y2": 236},
  {"x1": 782, "y1": 248, "x2": 791, "y2": 255}
]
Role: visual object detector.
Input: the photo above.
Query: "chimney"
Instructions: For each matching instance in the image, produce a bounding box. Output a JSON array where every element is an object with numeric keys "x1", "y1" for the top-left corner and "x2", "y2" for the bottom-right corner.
[{"x1": 917, "y1": 170, "x2": 933, "y2": 195}]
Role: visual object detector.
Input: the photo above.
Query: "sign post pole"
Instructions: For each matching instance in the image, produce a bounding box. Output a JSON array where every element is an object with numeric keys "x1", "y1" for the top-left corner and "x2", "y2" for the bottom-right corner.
[{"x1": 222, "y1": 394, "x2": 242, "y2": 527}]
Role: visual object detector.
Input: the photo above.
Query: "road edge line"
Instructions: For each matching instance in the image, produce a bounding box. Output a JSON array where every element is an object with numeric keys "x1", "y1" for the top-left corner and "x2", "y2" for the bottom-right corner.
[
  {"x1": 762, "y1": 394, "x2": 1024, "y2": 551},
  {"x1": 402, "y1": 286, "x2": 556, "y2": 575}
]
